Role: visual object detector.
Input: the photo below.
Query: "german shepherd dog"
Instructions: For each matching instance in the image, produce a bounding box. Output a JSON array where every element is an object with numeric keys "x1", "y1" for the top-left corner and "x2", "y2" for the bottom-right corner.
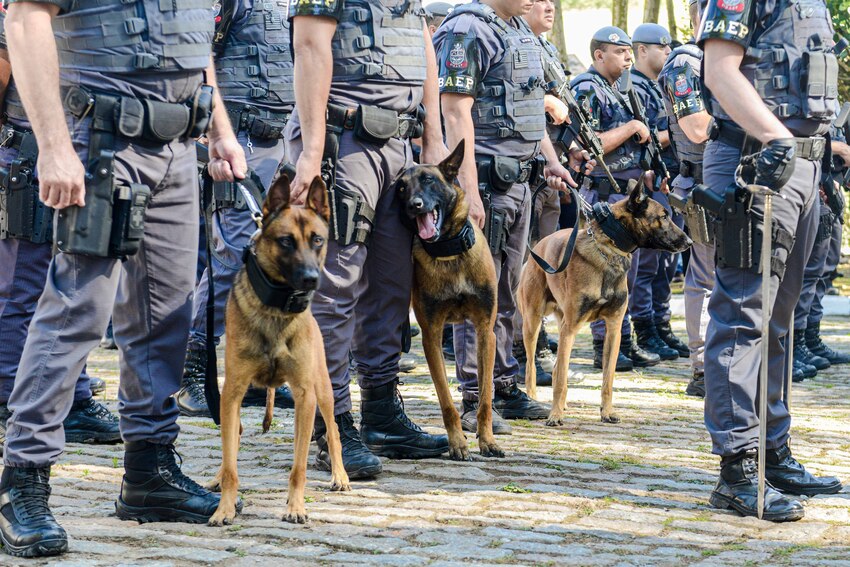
[
  {"x1": 518, "y1": 181, "x2": 691, "y2": 426},
  {"x1": 397, "y1": 140, "x2": 503, "y2": 460},
  {"x1": 208, "y1": 175, "x2": 350, "y2": 527}
]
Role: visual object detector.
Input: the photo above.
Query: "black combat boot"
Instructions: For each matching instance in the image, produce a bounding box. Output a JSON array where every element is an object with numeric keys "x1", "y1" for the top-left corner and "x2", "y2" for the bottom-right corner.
[
  {"x1": 792, "y1": 358, "x2": 816, "y2": 382},
  {"x1": 632, "y1": 319, "x2": 678, "y2": 361},
  {"x1": 63, "y1": 398, "x2": 121, "y2": 444},
  {"x1": 89, "y1": 376, "x2": 106, "y2": 396},
  {"x1": 655, "y1": 321, "x2": 689, "y2": 358},
  {"x1": 442, "y1": 325, "x2": 455, "y2": 361},
  {"x1": 459, "y1": 398, "x2": 512, "y2": 435},
  {"x1": 620, "y1": 335, "x2": 661, "y2": 367},
  {"x1": 514, "y1": 341, "x2": 552, "y2": 387},
  {"x1": 542, "y1": 327, "x2": 558, "y2": 354},
  {"x1": 709, "y1": 451, "x2": 804, "y2": 522},
  {"x1": 0, "y1": 467, "x2": 67, "y2": 557},
  {"x1": 593, "y1": 338, "x2": 633, "y2": 371},
  {"x1": 176, "y1": 348, "x2": 210, "y2": 418},
  {"x1": 806, "y1": 322, "x2": 850, "y2": 365},
  {"x1": 686, "y1": 370, "x2": 705, "y2": 398},
  {"x1": 793, "y1": 329, "x2": 830, "y2": 370},
  {"x1": 493, "y1": 383, "x2": 550, "y2": 420},
  {"x1": 241, "y1": 385, "x2": 296, "y2": 410},
  {"x1": 314, "y1": 412, "x2": 382, "y2": 479},
  {"x1": 116, "y1": 441, "x2": 227, "y2": 523},
  {"x1": 99, "y1": 321, "x2": 117, "y2": 350},
  {"x1": 398, "y1": 355, "x2": 418, "y2": 373},
  {"x1": 360, "y1": 380, "x2": 449, "y2": 459},
  {"x1": 766, "y1": 443, "x2": 843, "y2": 496},
  {"x1": 535, "y1": 327, "x2": 556, "y2": 373}
]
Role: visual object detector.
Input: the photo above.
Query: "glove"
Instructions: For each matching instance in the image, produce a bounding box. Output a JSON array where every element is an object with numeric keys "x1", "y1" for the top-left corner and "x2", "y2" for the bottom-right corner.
[{"x1": 742, "y1": 138, "x2": 796, "y2": 190}]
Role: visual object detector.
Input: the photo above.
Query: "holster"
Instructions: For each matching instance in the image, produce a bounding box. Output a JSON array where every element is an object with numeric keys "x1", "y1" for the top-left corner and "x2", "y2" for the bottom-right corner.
[
  {"x1": 693, "y1": 184, "x2": 752, "y2": 270},
  {"x1": 751, "y1": 214, "x2": 795, "y2": 281},
  {"x1": 0, "y1": 159, "x2": 52, "y2": 244},
  {"x1": 815, "y1": 206, "x2": 835, "y2": 244},
  {"x1": 669, "y1": 188, "x2": 713, "y2": 246},
  {"x1": 481, "y1": 184, "x2": 508, "y2": 256},
  {"x1": 322, "y1": 129, "x2": 375, "y2": 246}
]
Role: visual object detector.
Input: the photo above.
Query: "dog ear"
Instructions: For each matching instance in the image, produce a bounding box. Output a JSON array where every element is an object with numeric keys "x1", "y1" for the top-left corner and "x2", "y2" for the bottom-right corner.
[
  {"x1": 263, "y1": 174, "x2": 291, "y2": 217},
  {"x1": 626, "y1": 177, "x2": 648, "y2": 214},
  {"x1": 306, "y1": 175, "x2": 330, "y2": 223},
  {"x1": 438, "y1": 139, "x2": 465, "y2": 180}
]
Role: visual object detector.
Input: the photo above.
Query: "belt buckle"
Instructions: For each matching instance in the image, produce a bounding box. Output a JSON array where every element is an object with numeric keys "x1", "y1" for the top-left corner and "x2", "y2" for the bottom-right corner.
[
  {"x1": 0, "y1": 126, "x2": 14, "y2": 148},
  {"x1": 397, "y1": 119, "x2": 410, "y2": 138}
]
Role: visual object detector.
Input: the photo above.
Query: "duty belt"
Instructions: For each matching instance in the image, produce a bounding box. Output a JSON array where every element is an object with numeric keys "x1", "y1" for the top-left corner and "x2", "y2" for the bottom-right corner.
[
  {"x1": 326, "y1": 102, "x2": 422, "y2": 140},
  {"x1": 0, "y1": 124, "x2": 36, "y2": 154},
  {"x1": 710, "y1": 120, "x2": 826, "y2": 161},
  {"x1": 225, "y1": 102, "x2": 290, "y2": 140},
  {"x1": 680, "y1": 160, "x2": 703, "y2": 184},
  {"x1": 476, "y1": 154, "x2": 543, "y2": 188},
  {"x1": 587, "y1": 175, "x2": 631, "y2": 196}
]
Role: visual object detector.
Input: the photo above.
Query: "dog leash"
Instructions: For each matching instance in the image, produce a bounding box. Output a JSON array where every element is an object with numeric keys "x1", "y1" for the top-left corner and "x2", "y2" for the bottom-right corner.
[{"x1": 526, "y1": 184, "x2": 591, "y2": 274}]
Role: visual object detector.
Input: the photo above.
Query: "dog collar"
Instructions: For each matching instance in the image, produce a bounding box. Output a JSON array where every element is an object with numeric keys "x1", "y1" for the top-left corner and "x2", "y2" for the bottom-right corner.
[
  {"x1": 420, "y1": 220, "x2": 476, "y2": 258},
  {"x1": 242, "y1": 247, "x2": 314, "y2": 313},
  {"x1": 592, "y1": 202, "x2": 638, "y2": 254}
]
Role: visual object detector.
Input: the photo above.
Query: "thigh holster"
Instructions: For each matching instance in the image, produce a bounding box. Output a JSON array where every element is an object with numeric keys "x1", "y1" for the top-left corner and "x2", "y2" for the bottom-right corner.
[
  {"x1": 0, "y1": 126, "x2": 51, "y2": 244},
  {"x1": 481, "y1": 185, "x2": 508, "y2": 257},
  {"x1": 669, "y1": 187, "x2": 713, "y2": 246}
]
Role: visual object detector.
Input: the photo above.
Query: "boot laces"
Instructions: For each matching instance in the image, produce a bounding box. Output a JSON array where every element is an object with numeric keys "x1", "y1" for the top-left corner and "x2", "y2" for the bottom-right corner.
[
  {"x1": 336, "y1": 413, "x2": 370, "y2": 452},
  {"x1": 393, "y1": 382, "x2": 424, "y2": 433},
  {"x1": 158, "y1": 445, "x2": 207, "y2": 495},
  {"x1": 81, "y1": 399, "x2": 117, "y2": 422},
  {"x1": 185, "y1": 380, "x2": 207, "y2": 404},
  {"x1": 14, "y1": 470, "x2": 54, "y2": 522}
]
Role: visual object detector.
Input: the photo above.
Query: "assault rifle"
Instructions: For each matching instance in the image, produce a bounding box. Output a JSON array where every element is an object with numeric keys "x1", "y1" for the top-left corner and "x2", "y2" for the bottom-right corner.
[
  {"x1": 622, "y1": 70, "x2": 669, "y2": 190},
  {"x1": 549, "y1": 80, "x2": 619, "y2": 189}
]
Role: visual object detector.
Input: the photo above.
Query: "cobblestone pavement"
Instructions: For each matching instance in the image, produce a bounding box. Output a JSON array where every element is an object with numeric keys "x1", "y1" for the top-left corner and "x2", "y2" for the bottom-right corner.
[{"x1": 6, "y1": 317, "x2": 850, "y2": 566}]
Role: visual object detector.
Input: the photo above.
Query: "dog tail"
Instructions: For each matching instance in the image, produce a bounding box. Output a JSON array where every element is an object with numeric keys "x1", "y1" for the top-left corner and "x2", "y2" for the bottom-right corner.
[{"x1": 262, "y1": 388, "x2": 275, "y2": 433}]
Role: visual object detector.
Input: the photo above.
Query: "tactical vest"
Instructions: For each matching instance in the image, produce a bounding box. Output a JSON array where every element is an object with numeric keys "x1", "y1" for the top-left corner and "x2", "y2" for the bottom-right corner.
[
  {"x1": 572, "y1": 69, "x2": 640, "y2": 173},
  {"x1": 331, "y1": 0, "x2": 427, "y2": 85},
  {"x1": 443, "y1": 3, "x2": 546, "y2": 143},
  {"x1": 539, "y1": 37, "x2": 568, "y2": 94},
  {"x1": 711, "y1": 0, "x2": 838, "y2": 134},
  {"x1": 216, "y1": 0, "x2": 293, "y2": 111},
  {"x1": 659, "y1": 44, "x2": 705, "y2": 168},
  {"x1": 52, "y1": 0, "x2": 214, "y2": 74}
]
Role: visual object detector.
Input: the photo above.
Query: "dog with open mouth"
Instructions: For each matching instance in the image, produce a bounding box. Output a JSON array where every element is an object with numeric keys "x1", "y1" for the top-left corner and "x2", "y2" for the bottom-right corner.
[{"x1": 398, "y1": 140, "x2": 504, "y2": 460}]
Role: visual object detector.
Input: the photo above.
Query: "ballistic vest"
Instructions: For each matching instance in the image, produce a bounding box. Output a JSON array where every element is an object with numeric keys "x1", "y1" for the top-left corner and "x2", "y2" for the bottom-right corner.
[
  {"x1": 572, "y1": 69, "x2": 641, "y2": 174},
  {"x1": 443, "y1": 3, "x2": 546, "y2": 143},
  {"x1": 659, "y1": 43, "x2": 705, "y2": 169},
  {"x1": 216, "y1": 0, "x2": 293, "y2": 111},
  {"x1": 330, "y1": 0, "x2": 427, "y2": 85},
  {"x1": 710, "y1": 0, "x2": 838, "y2": 134},
  {"x1": 52, "y1": 0, "x2": 215, "y2": 74}
]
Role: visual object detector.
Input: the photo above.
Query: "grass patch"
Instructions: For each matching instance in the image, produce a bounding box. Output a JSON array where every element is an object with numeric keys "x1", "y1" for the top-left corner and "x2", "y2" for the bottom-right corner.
[
  {"x1": 500, "y1": 482, "x2": 532, "y2": 494},
  {"x1": 601, "y1": 457, "x2": 621, "y2": 471}
]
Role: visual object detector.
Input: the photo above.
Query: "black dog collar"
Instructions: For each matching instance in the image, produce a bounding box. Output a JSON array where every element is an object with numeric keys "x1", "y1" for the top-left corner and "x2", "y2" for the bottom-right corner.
[
  {"x1": 420, "y1": 220, "x2": 476, "y2": 258},
  {"x1": 242, "y1": 247, "x2": 313, "y2": 313},
  {"x1": 592, "y1": 202, "x2": 638, "y2": 253}
]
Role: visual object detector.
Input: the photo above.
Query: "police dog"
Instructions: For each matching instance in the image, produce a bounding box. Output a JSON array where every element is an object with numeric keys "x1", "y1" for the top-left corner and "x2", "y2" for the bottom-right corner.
[
  {"x1": 399, "y1": 140, "x2": 503, "y2": 460},
  {"x1": 518, "y1": 181, "x2": 691, "y2": 425},
  {"x1": 208, "y1": 174, "x2": 350, "y2": 527}
]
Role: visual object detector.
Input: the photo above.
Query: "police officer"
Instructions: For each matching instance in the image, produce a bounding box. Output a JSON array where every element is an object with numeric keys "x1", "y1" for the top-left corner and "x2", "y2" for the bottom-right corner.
[
  {"x1": 0, "y1": 0, "x2": 246, "y2": 556},
  {"x1": 426, "y1": 1, "x2": 453, "y2": 35},
  {"x1": 177, "y1": 0, "x2": 296, "y2": 418},
  {"x1": 657, "y1": 0, "x2": 713, "y2": 397},
  {"x1": 571, "y1": 27, "x2": 659, "y2": 371},
  {"x1": 627, "y1": 23, "x2": 688, "y2": 363},
  {"x1": 435, "y1": 0, "x2": 581, "y2": 436},
  {"x1": 0, "y1": 12, "x2": 120, "y2": 448},
  {"x1": 288, "y1": 0, "x2": 449, "y2": 480},
  {"x1": 700, "y1": 0, "x2": 843, "y2": 521}
]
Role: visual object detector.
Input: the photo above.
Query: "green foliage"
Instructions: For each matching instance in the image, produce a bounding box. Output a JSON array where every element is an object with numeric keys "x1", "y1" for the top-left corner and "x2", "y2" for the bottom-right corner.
[{"x1": 833, "y1": 1, "x2": 850, "y2": 101}]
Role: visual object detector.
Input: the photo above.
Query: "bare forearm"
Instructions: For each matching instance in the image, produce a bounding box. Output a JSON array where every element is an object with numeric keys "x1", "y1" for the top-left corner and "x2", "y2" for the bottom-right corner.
[
  {"x1": 420, "y1": 23, "x2": 442, "y2": 149},
  {"x1": 6, "y1": 4, "x2": 70, "y2": 153},
  {"x1": 658, "y1": 129, "x2": 670, "y2": 149},
  {"x1": 540, "y1": 136, "x2": 559, "y2": 166},
  {"x1": 442, "y1": 95, "x2": 477, "y2": 193},
  {"x1": 679, "y1": 111, "x2": 712, "y2": 144},
  {"x1": 703, "y1": 39, "x2": 791, "y2": 143},
  {"x1": 0, "y1": 50, "x2": 12, "y2": 114},
  {"x1": 832, "y1": 141, "x2": 850, "y2": 167},
  {"x1": 598, "y1": 123, "x2": 638, "y2": 154},
  {"x1": 293, "y1": 16, "x2": 335, "y2": 163},
  {"x1": 204, "y1": 56, "x2": 234, "y2": 141}
]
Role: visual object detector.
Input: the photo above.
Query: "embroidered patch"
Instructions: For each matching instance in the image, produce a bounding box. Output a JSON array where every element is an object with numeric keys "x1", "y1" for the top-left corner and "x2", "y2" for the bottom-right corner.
[
  {"x1": 447, "y1": 41, "x2": 468, "y2": 70},
  {"x1": 717, "y1": 0, "x2": 745, "y2": 13},
  {"x1": 674, "y1": 75, "x2": 691, "y2": 97},
  {"x1": 608, "y1": 33, "x2": 620, "y2": 42}
]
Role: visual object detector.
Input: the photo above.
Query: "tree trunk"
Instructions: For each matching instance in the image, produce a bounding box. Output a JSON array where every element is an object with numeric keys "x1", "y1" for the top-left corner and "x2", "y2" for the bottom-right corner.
[
  {"x1": 643, "y1": 0, "x2": 661, "y2": 23},
  {"x1": 612, "y1": 0, "x2": 628, "y2": 30},
  {"x1": 550, "y1": 0, "x2": 568, "y2": 64},
  {"x1": 666, "y1": 0, "x2": 678, "y2": 41}
]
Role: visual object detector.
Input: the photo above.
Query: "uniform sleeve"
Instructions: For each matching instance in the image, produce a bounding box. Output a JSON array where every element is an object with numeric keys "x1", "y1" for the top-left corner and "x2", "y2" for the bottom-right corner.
[
  {"x1": 0, "y1": 12, "x2": 6, "y2": 50},
  {"x1": 663, "y1": 64, "x2": 705, "y2": 119},
  {"x1": 287, "y1": 0, "x2": 343, "y2": 21},
  {"x1": 697, "y1": 0, "x2": 757, "y2": 48},
  {"x1": 571, "y1": 81, "x2": 604, "y2": 131},
  {"x1": 6, "y1": 0, "x2": 72, "y2": 14},
  {"x1": 212, "y1": 0, "x2": 237, "y2": 55},
  {"x1": 435, "y1": 31, "x2": 483, "y2": 97}
]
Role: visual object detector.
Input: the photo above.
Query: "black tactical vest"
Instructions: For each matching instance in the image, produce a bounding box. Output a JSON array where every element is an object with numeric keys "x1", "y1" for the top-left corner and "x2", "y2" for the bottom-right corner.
[
  {"x1": 216, "y1": 0, "x2": 293, "y2": 112},
  {"x1": 52, "y1": 0, "x2": 214, "y2": 74}
]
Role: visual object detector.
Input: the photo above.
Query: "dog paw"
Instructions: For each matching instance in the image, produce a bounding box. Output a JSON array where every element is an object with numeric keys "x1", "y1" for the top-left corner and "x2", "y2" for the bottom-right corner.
[
  {"x1": 448, "y1": 445, "x2": 471, "y2": 461},
  {"x1": 208, "y1": 507, "x2": 236, "y2": 527},
  {"x1": 545, "y1": 417, "x2": 564, "y2": 427},
  {"x1": 330, "y1": 479, "x2": 351, "y2": 492},
  {"x1": 206, "y1": 478, "x2": 222, "y2": 492},
  {"x1": 601, "y1": 413, "x2": 621, "y2": 424},
  {"x1": 479, "y1": 442, "x2": 505, "y2": 458},
  {"x1": 284, "y1": 509, "x2": 309, "y2": 524}
]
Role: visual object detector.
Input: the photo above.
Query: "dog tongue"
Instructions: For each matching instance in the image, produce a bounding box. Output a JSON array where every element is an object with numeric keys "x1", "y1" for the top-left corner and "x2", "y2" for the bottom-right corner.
[{"x1": 416, "y1": 213, "x2": 437, "y2": 241}]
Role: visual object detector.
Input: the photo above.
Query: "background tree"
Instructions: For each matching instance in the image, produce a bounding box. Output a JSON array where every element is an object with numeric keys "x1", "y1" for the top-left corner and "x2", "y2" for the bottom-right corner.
[
  {"x1": 666, "y1": 0, "x2": 678, "y2": 41},
  {"x1": 643, "y1": 0, "x2": 660, "y2": 23},
  {"x1": 550, "y1": 0, "x2": 568, "y2": 61},
  {"x1": 833, "y1": 0, "x2": 850, "y2": 101},
  {"x1": 612, "y1": 0, "x2": 628, "y2": 30}
]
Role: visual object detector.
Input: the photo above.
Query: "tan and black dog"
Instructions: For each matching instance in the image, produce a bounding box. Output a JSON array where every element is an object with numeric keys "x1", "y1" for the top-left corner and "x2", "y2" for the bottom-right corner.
[
  {"x1": 208, "y1": 174, "x2": 350, "y2": 527},
  {"x1": 518, "y1": 181, "x2": 691, "y2": 426},
  {"x1": 398, "y1": 140, "x2": 503, "y2": 460}
]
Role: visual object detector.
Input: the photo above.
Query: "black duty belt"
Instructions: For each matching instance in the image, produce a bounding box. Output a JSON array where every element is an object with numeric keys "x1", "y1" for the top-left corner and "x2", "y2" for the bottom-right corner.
[
  {"x1": 710, "y1": 120, "x2": 826, "y2": 161},
  {"x1": 476, "y1": 154, "x2": 544, "y2": 188},
  {"x1": 588, "y1": 175, "x2": 631, "y2": 196},
  {"x1": 680, "y1": 160, "x2": 703, "y2": 184},
  {"x1": 225, "y1": 102, "x2": 290, "y2": 140},
  {"x1": 326, "y1": 102, "x2": 422, "y2": 140},
  {"x1": 0, "y1": 124, "x2": 36, "y2": 155}
]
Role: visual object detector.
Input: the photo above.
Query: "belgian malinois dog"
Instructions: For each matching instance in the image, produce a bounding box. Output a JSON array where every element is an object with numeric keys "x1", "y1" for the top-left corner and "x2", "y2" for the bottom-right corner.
[
  {"x1": 518, "y1": 181, "x2": 691, "y2": 425},
  {"x1": 208, "y1": 174, "x2": 350, "y2": 527},
  {"x1": 398, "y1": 140, "x2": 503, "y2": 460}
]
